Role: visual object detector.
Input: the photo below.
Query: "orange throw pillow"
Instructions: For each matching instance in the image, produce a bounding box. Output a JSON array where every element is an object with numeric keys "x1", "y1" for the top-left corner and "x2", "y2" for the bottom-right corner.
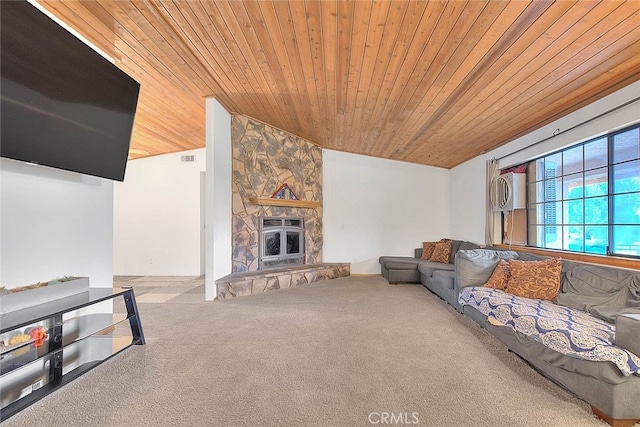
[
  {"x1": 429, "y1": 239, "x2": 452, "y2": 264},
  {"x1": 421, "y1": 241, "x2": 437, "y2": 259},
  {"x1": 506, "y1": 258, "x2": 562, "y2": 301},
  {"x1": 483, "y1": 259, "x2": 510, "y2": 290}
]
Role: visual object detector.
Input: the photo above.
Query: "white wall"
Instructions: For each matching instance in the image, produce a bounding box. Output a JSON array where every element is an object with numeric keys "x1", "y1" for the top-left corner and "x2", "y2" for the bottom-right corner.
[
  {"x1": 113, "y1": 148, "x2": 205, "y2": 276},
  {"x1": 450, "y1": 80, "x2": 640, "y2": 245},
  {"x1": 323, "y1": 150, "x2": 451, "y2": 274},
  {"x1": 449, "y1": 157, "x2": 487, "y2": 243},
  {"x1": 1, "y1": 159, "x2": 114, "y2": 288}
]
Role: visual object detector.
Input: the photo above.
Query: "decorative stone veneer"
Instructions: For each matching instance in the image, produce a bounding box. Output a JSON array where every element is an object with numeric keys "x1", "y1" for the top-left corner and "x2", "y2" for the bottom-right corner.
[
  {"x1": 215, "y1": 263, "x2": 350, "y2": 299},
  {"x1": 231, "y1": 115, "x2": 323, "y2": 272}
]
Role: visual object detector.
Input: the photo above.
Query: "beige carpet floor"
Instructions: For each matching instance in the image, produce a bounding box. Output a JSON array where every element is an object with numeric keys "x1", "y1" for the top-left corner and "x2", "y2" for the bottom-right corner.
[{"x1": 1, "y1": 276, "x2": 616, "y2": 426}]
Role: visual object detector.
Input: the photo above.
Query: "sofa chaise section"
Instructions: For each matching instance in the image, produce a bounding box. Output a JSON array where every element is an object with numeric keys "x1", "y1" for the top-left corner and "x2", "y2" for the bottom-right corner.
[
  {"x1": 378, "y1": 249, "x2": 423, "y2": 284},
  {"x1": 379, "y1": 240, "x2": 480, "y2": 286}
]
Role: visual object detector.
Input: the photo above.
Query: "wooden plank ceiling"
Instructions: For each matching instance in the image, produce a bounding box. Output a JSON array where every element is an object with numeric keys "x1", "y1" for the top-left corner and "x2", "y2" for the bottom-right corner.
[{"x1": 38, "y1": 0, "x2": 640, "y2": 169}]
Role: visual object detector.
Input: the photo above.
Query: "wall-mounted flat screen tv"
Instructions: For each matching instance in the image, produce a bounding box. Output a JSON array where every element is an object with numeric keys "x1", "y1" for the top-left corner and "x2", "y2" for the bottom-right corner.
[{"x1": 1, "y1": 0, "x2": 140, "y2": 182}]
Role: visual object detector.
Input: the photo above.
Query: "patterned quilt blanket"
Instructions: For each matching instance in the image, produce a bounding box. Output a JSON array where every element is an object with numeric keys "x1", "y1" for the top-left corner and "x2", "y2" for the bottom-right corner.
[{"x1": 459, "y1": 287, "x2": 640, "y2": 376}]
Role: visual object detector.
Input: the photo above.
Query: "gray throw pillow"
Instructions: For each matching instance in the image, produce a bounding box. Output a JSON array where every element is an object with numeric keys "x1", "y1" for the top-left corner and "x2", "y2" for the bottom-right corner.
[{"x1": 456, "y1": 249, "x2": 519, "y2": 288}]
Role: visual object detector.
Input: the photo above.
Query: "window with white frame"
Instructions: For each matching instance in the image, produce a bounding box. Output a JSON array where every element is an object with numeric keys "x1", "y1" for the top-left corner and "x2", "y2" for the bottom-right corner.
[{"x1": 527, "y1": 124, "x2": 640, "y2": 257}]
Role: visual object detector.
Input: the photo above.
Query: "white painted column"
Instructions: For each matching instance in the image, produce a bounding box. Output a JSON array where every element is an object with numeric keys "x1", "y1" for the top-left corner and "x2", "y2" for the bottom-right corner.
[{"x1": 205, "y1": 98, "x2": 232, "y2": 301}]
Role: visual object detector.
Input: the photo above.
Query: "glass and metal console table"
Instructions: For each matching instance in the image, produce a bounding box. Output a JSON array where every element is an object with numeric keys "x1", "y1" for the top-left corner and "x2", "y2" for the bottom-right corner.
[{"x1": 0, "y1": 287, "x2": 144, "y2": 420}]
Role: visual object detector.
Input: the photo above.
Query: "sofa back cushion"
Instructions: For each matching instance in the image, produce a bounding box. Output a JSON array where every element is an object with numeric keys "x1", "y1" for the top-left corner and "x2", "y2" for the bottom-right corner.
[
  {"x1": 557, "y1": 263, "x2": 640, "y2": 323},
  {"x1": 456, "y1": 249, "x2": 519, "y2": 289},
  {"x1": 449, "y1": 240, "x2": 463, "y2": 263},
  {"x1": 450, "y1": 241, "x2": 481, "y2": 264},
  {"x1": 515, "y1": 252, "x2": 549, "y2": 262},
  {"x1": 506, "y1": 258, "x2": 562, "y2": 301}
]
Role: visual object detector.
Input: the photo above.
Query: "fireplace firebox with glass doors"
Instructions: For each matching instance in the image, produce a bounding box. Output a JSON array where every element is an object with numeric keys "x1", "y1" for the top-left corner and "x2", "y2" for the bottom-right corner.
[{"x1": 259, "y1": 217, "x2": 304, "y2": 269}]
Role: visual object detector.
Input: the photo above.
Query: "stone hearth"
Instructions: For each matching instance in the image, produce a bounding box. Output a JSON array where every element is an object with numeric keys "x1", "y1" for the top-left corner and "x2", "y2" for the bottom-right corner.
[{"x1": 215, "y1": 263, "x2": 350, "y2": 299}]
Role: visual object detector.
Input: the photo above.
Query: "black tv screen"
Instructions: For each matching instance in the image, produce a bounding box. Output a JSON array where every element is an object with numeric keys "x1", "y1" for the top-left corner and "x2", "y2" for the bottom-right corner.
[{"x1": 1, "y1": 1, "x2": 140, "y2": 181}]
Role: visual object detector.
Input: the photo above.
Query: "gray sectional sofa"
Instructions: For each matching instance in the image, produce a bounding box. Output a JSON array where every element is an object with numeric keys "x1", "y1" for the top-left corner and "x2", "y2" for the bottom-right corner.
[
  {"x1": 382, "y1": 244, "x2": 640, "y2": 424},
  {"x1": 378, "y1": 240, "x2": 480, "y2": 308},
  {"x1": 455, "y1": 248, "x2": 640, "y2": 425}
]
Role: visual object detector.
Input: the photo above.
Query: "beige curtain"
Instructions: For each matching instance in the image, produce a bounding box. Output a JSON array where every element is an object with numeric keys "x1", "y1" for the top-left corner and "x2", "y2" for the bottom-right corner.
[{"x1": 485, "y1": 158, "x2": 499, "y2": 246}]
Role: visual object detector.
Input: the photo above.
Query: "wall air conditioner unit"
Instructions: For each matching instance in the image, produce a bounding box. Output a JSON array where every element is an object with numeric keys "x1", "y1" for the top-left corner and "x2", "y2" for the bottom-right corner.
[{"x1": 491, "y1": 172, "x2": 526, "y2": 212}]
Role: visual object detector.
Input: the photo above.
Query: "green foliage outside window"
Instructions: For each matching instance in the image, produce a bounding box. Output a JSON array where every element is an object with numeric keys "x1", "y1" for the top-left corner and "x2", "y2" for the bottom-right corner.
[{"x1": 528, "y1": 125, "x2": 640, "y2": 257}]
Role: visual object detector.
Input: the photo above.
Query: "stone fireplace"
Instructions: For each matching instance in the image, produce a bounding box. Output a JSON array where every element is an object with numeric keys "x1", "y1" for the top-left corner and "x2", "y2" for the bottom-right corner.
[
  {"x1": 215, "y1": 115, "x2": 349, "y2": 299},
  {"x1": 231, "y1": 115, "x2": 322, "y2": 272}
]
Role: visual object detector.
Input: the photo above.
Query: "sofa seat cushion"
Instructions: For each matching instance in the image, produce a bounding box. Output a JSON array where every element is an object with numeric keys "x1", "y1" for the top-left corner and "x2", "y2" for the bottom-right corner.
[
  {"x1": 459, "y1": 287, "x2": 640, "y2": 377},
  {"x1": 418, "y1": 261, "x2": 454, "y2": 278},
  {"x1": 379, "y1": 256, "x2": 421, "y2": 270},
  {"x1": 432, "y1": 270, "x2": 455, "y2": 290},
  {"x1": 487, "y1": 320, "x2": 634, "y2": 385}
]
